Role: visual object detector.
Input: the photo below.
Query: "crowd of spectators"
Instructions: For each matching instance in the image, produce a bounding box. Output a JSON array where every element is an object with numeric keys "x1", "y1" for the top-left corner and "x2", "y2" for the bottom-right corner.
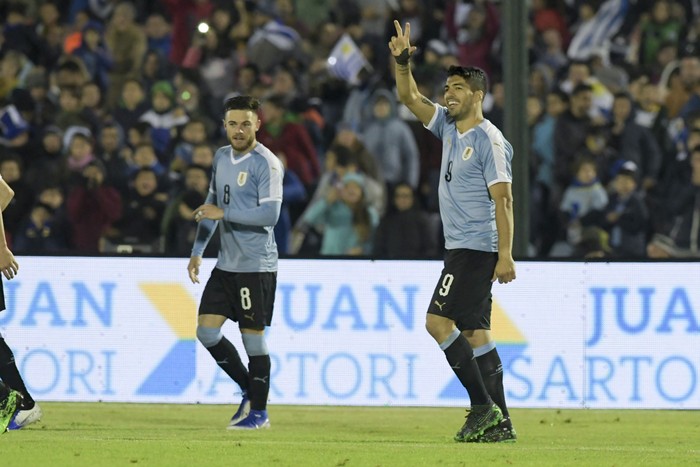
[{"x1": 0, "y1": 0, "x2": 698, "y2": 259}]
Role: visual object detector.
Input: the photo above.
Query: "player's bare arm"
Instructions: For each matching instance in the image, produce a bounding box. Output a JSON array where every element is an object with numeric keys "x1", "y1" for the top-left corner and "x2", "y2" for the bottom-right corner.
[
  {"x1": 0, "y1": 178, "x2": 18, "y2": 280},
  {"x1": 0, "y1": 178, "x2": 14, "y2": 211},
  {"x1": 489, "y1": 182, "x2": 516, "y2": 284},
  {"x1": 389, "y1": 20, "x2": 436, "y2": 126}
]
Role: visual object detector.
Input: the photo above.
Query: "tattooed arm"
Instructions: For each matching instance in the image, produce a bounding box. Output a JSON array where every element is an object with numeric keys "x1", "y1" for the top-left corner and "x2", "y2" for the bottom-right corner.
[{"x1": 388, "y1": 20, "x2": 436, "y2": 126}]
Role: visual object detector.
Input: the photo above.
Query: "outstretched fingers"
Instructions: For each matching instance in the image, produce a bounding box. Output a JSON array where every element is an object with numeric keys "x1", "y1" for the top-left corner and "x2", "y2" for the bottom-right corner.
[
  {"x1": 391, "y1": 20, "x2": 414, "y2": 55},
  {"x1": 393, "y1": 20, "x2": 411, "y2": 40},
  {"x1": 393, "y1": 19, "x2": 403, "y2": 36}
]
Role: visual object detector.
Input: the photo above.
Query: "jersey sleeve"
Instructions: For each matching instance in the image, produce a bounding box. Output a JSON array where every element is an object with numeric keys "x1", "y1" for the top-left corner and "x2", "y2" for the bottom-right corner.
[
  {"x1": 258, "y1": 153, "x2": 284, "y2": 204},
  {"x1": 423, "y1": 104, "x2": 446, "y2": 140},
  {"x1": 481, "y1": 129, "x2": 513, "y2": 187}
]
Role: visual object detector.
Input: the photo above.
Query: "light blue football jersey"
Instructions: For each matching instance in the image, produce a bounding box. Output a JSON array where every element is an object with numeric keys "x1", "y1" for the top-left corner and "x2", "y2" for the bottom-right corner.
[
  {"x1": 210, "y1": 142, "x2": 283, "y2": 272},
  {"x1": 425, "y1": 104, "x2": 513, "y2": 252}
]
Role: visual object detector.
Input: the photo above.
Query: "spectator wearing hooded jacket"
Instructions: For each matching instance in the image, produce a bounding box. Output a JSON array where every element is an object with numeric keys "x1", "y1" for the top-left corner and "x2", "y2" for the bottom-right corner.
[
  {"x1": 361, "y1": 88, "x2": 420, "y2": 195},
  {"x1": 24, "y1": 125, "x2": 66, "y2": 192},
  {"x1": 295, "y1": 172, "x2": 379, "y2": 256}
]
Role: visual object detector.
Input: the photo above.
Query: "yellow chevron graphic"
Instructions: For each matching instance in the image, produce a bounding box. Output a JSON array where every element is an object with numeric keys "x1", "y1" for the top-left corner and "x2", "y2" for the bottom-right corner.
[
  {"x1": 139, "y1": 283, "x2": 197, "y2": 339},
  {"x1": 491, "y1": 300, "x2": 526, "y2": 343}
]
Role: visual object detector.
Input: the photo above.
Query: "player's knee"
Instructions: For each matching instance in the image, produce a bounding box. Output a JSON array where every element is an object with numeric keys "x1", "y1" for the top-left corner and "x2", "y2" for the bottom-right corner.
[
  {"x1": 425, "y1": 319, "x2": 439, "y2": 340},
  {"x1": 465, "y1": 329, "x2": 492, "y2": 349},
  {"x1": 196, "y1": 326, "x2": 223, "y2": 348},
  {"x1": 425, "y1": 315, "x2": 452, "y2": 343},
  {"x1": 242, "y1": 333, "x2": 268, "y2": 356}
]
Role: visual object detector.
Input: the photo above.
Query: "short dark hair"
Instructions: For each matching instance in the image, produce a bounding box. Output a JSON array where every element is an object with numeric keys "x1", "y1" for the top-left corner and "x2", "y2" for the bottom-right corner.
[
  {"x1": 330, "y1": 144, "x2": 358, "y2": 168},
  {"x1": 185, "y1": 163, "x2": 210, "y2": 176},
  {"x1": 573, "y1": 155, "x2": 597, "y2": 175},
  {"x1": 0, "y1": 153, "x2": 23, "y2": 170},
  {"x1": 571, "y1": 83, "x2": 593, "y2": 96},
  {"x1": 134, "y1": 167, "x2": 157, "y2": 179},
  {"x1": 446, "y1": 66, "x2": 488, "y2": 93},
  {"x1": 57, "y1": 58, "x2": 84, "y2": 74},
  {"x1": 549, "y1": 89, "x2": 570, "y2": 103},
  {"x1": 134, "y1": 141, "x2": 155, "y2": 152},
  {"x1": 223, "y1": 95, "x2": 260, "y2": 113}
]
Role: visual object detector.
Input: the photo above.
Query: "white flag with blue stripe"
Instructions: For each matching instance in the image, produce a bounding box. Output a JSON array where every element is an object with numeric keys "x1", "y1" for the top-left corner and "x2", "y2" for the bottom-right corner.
[{"x1": 327, "y1": 33, "x2": 370, "y2": 85}]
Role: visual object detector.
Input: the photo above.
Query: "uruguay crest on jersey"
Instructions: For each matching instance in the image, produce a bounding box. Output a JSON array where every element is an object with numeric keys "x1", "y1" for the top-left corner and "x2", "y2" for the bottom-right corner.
[
  {"x1": 237, "y1": 171, "x2": 248, "y2": 186},
  {"x1": 462, "y1": 146, "x2": 474, "y2": 161}
]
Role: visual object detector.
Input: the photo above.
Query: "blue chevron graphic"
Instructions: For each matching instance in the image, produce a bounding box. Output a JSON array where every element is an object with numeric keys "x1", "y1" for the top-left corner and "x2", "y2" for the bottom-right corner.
[{"x1": 136, "y1": 340, "x2": 196, "y2": 395}]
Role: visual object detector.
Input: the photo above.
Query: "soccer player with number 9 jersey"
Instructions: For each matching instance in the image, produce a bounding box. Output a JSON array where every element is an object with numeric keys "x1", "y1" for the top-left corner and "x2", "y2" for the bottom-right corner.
[{"x1": 390, "y1": 20, "x2": 517, "y2": 443}]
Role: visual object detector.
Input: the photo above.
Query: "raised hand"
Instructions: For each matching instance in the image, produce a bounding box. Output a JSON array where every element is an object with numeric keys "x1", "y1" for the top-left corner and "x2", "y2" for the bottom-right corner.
[{"x1": 388, "y1": 20, "x2": 416, "y2": 63}]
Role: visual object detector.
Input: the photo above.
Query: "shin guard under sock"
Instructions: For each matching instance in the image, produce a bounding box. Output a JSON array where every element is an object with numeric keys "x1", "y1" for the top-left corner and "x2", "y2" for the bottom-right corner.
[
  {"x1": 477, "y1": 348, "x2": 509, "y2": 419},
  {"x1": 247, "y1": 355, "x2": 271, "y2": 411},
  {"x1": 443, "y1": 334, "x2": 491, "y2": 406},
  {"x1": 204, "y1": 337, "x2": 249, "y2": 392}
]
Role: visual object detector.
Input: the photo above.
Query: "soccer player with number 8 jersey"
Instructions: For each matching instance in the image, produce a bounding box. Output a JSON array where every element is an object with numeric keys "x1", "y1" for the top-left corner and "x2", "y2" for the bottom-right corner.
[{"x1": 187, "y1": 96, "x2": 283, "y2": 430}]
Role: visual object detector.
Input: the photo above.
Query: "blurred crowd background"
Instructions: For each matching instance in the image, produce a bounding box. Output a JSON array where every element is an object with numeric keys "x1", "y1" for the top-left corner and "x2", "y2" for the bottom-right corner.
[{"x1": 0, "y1": 0, "x2": 699, "y2": 260}]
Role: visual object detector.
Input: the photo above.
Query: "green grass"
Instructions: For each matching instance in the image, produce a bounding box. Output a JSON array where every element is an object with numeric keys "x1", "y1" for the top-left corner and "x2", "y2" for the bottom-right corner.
[{"x1": 2, "y1": 404, "x2": 699, "y2": 466}]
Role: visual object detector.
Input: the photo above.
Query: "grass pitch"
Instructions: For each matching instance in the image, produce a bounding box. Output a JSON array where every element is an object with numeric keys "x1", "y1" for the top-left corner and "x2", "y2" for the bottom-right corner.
[{"x1": 1, "y1": 403, "x2": 698, "y2": 466}]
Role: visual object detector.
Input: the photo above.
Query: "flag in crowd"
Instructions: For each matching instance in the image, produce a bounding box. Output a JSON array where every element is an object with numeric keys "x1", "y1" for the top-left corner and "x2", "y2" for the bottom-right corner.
[{"x1": 327, "y1": 33, "x2": 371, "y2": 85}]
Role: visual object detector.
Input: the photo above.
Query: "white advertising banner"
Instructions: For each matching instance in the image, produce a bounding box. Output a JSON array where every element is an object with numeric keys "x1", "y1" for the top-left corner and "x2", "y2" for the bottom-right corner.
[{"x1": 1, "y1": 258, "x2": 698, "y2": 409}]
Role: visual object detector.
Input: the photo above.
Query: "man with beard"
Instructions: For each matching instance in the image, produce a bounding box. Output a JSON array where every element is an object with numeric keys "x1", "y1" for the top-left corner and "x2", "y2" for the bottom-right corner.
[
  {"x1": 187, "y1": 96, "x2": 283, "y2": 430},
  {"x1": 389, "y1": 21, "x2": 516, "y2": 443}
]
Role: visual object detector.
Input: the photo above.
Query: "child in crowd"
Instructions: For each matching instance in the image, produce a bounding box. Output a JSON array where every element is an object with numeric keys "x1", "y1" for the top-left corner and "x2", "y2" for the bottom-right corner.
[
  {"x1": 595, "y1": 161, "x2": 649, "y2": 257},
  {"x1": 114, "y1": 78, "x2": 148, "y2": 134},
  {"x1": 191, "y1": 143, "x2": 214, "y2": 173},
  {"x1": 557, "y1": 156, "x2": 608, "y2": 254},
  {"x1": 170, "y1": 118, "x2": 209, "y2": 174},
  {"x1": 138, "y1": 80, "x2": 188, "y2": 161},
  {"x1": 129, "y1": 142, "x2": 169, "y2": 192}
]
